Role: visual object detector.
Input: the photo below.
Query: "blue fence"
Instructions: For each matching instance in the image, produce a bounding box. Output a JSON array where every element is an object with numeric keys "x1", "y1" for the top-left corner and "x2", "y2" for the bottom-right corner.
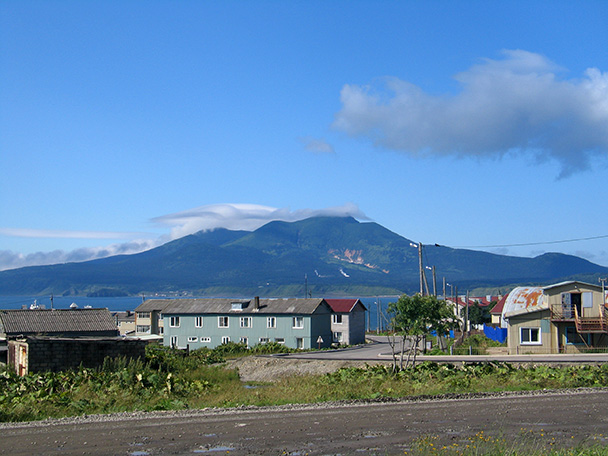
[{"x1": 483, "y1": 324, "x2": 507, "y2": 343}]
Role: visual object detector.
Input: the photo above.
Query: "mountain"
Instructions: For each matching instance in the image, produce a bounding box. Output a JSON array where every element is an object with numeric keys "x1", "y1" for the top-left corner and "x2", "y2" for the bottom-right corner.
[{"x1": 1, "y1": 216, "x2": 607, "y2": 297}]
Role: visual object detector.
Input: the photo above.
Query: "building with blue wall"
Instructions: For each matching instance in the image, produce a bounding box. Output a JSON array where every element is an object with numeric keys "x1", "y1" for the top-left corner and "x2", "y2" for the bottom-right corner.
[{"x1": 137, "y1": 297, "x2": 333, "y2": 350}]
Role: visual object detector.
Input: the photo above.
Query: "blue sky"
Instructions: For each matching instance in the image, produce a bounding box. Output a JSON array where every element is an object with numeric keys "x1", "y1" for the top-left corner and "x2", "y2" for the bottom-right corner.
[{"x1": 1, "y1": 1, "x2": 608, "y2": 271}]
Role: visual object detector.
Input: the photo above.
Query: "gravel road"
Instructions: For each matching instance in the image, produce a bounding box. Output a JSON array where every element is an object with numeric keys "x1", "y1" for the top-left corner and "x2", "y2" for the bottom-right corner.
[{"x1": 2, "y1": 388, "x2": 608, "y2": 455}]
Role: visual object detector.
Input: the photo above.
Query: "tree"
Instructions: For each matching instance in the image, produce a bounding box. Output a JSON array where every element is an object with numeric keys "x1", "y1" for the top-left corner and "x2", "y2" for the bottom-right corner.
[
  {"x1": 467, "y1": 301, "x2": 491, "y2": 326},
  {"x1": 387, "y1": 294, "x2": 458, "y2": 370}
]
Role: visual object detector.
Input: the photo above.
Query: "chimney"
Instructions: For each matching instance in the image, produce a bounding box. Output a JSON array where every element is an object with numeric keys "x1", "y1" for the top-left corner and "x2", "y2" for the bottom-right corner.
[{"x1": 254, "y1": 296, "x2": 260, "y2": 310}]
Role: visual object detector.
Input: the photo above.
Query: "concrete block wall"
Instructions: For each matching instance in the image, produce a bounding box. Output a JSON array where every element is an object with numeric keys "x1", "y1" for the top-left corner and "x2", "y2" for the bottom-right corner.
[{"x1": 22, "y1": 338, "x2": 148, "y2": 374}]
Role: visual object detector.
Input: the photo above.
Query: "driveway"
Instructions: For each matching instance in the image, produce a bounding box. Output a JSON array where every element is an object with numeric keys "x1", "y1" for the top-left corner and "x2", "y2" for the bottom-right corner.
[{"x1": 282, "y1": 336, "x2": 608, "y2": 364}]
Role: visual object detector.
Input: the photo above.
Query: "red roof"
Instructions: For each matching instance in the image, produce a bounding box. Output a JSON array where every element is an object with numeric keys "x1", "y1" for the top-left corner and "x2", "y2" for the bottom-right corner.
[
  {"x1": 325, "y1": 299, "x2": 364, "y2": 313},
  {"x1": 490, "y1": 295, "x2": 507, "y2": 314}
]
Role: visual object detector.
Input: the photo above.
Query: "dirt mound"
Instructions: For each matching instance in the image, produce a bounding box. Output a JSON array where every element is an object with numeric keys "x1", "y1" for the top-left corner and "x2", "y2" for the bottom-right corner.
[{"x1": 226, "y1": 356, "x2": 376, "y2": 382}]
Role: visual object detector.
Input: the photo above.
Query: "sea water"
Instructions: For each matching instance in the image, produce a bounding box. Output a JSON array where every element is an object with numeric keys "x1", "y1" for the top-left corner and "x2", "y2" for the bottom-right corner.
[{"x1": 0, "y1": 295, "x2": 398, "y2": 331}]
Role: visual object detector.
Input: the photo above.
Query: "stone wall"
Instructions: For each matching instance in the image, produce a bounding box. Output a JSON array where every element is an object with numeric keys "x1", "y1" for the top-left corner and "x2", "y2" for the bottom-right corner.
[{"x1": 9, "y1": 337, "x2": 148, "y2": 375}]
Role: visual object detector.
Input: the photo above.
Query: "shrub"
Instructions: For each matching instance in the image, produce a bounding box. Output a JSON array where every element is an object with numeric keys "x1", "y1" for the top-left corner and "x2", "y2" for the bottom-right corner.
[{"x1": 250, "y1": 342, "x2": 293, "y2": 355}]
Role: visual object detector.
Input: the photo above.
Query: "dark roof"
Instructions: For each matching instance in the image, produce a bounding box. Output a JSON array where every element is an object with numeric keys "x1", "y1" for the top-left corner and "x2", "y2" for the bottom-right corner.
[
  {"x1": 140, "y1": 298, "x2": 330, "y2": 315},
  {"x1": 325, "y1": 298, "x2": 366, "y2": 313},
  {"x1": 112, "y1": 311, "x2": 135, "y2": 322},
  {"x1": 135, "y1": 299, "x2": 176, "y2": 313},
  {"x1": 0, "y1": 309, "x2": 118, "y2": 336}
]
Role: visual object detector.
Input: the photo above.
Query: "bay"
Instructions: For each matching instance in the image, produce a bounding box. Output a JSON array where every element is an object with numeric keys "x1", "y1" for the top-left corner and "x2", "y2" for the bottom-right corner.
[{"x1": 0, "y1": 295, "x2": 399, "y2": 331}]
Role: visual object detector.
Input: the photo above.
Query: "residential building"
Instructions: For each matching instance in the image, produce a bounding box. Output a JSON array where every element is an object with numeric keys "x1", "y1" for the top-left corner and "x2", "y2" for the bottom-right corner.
[
  {"x1": 0, "y1": 308, "x2": 143, "y2": 376},
  {"x1": 503, "y1": 281, "x2": 608, "y2": 354},
  {"x1": 490, "y1": 295, "x2": 507, "y2": 327},
  {"x1": 0, "y1": 308, "x2": 120, "y2": 339},
  {"x1": 134, "y1": 300, "x2": 172, "y2": 336},
  {"x1": 112, "y1": 311, "x2": 136, "y2": 335},
  {"x1": 137, "y1": 297, "x2": 333, "y2": 350},
  {"x1": 325, "y1": 298, "x2": 367, "y2": 345}
]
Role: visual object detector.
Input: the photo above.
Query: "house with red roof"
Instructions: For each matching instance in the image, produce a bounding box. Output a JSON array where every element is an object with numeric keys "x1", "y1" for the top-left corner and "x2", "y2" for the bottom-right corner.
[
  {"x1": 325, "y1": 299, "x2": 367, "y2": 345},
  {"x1": 490, "y1": 295, "x2": 507, "y2": 327}
]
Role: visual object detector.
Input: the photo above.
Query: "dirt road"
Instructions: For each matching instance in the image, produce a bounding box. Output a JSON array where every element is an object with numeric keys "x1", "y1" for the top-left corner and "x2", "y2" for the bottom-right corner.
[{"x1": 2, "y1": 389, "x2": 608, "y2": 455}]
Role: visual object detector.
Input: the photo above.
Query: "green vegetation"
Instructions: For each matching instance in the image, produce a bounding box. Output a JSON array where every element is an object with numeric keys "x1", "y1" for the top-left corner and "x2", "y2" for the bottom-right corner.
[
  {"x1": 430, "y1": 334, "x2": 506, "y2": 356},
  {"x1": 2, "y1": 216, "x2": 605, "y2": 297},
  {"x1": 387, "y1": 294, "x2": 458, "y2": 368},
  {"x1": 409, "y1": 429, "x2": 608, "y2": 455},
  {"x1": 2, "y1": 340, "x2": 608, "y2": 424},
  {"x1": 467, "y1": 301, "x2": 493, "y2": 326}
]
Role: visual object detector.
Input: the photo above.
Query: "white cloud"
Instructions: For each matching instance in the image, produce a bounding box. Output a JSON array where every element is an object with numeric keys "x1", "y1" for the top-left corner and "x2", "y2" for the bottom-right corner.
[
  {"x1": 299, "y1": 136, "x2": 335, "y2": 154},
  {"x1": 0, "y1": 240, "x2": 158, "y2": 271},
  {"x1": 333, "y1": 50, "x2": 608, "y2": 177},
  {"x1": 0, "y1": 228, "x2": 147, "y2": 239},
  {"x1": 0, "y1": 203, "x2": 368, "y2": 270},
  {"x1": 152, "y1": 203, "x2": 368, "y2": 240}
]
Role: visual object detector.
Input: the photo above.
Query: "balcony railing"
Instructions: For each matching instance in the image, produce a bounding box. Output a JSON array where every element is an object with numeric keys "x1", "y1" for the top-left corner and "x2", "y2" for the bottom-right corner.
[{"x1": 551, "y1": 304, "x2": 608, "y2": 333}]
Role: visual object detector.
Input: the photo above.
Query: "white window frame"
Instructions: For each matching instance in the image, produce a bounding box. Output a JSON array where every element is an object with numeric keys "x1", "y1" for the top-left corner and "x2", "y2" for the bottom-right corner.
[
  {"x1": 136, "y1": 325, "x2": 151, "y2": 334},
  {"x1": 296, "y1": 337, "x2": 304, "y2": 349},
  {"x1": 332, "y1": 314, "x2": 343, "y2": 324},
  {"x1": 218, "y1": 316, "x2": 229, "y2": 328},
  {"x1": 240, "y1": 337, "x2": 248, "y2": 346},
  {"x1": 240, "y1": 316, "x2": 252, "y2": 328},
  {"x1": 333, "y1": 331, "x2": 343, "y2": 343},
  {"x1": 187, "y1": 336, "x2": 198, "y2": 343},
  {"x1": 292, "y1": 316, "x2": 304, "y2": 329},
  {"x1": 259, "y1": 337, "x2": 269, "y2": 344},
  {"x1": 195, "y1": 316, "x2": 203, "y2": 328},
  {"x1": 275, "y1": 337, "x2": 285, "y2": 344},
  {"x1": 520, "y1": 327, "x2": 541, "y2": 345},
  {"x1": 267, "y1": 316, "x2": 276, "y2": 328},
  {"x1": 200, "y1": 337, "x2": 211, "y2": 343},
  {"x1": 221, "y1": 336, "x2": 231, "y2": 344},
  {"x1": 169, "y1": 316, "x2": 180, "y2": 328}
]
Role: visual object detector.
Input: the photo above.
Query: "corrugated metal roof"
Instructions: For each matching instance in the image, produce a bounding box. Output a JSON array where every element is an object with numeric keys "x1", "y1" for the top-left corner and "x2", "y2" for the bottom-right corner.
[
  {"x1": 144, "y1": 298, "x2": 329, "y2": 315},
  {"x1": 0, "y1": 309, "x2": 118, "y2": 335},
  {"x1": 502, "y1": 287, "x2": 547, "y2": 318},
  {"x1": 325, "y1": 298, "x2": 366, "y2": 313},
  {"x1": 135, "y1": 299, "x2": 176, "y2": 312},
  {"x1": 543, "y1": 280, "x2": 602, "y2": 292}
]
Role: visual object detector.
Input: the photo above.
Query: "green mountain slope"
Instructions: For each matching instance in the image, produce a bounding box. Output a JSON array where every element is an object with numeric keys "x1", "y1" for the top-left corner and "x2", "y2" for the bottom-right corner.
[{"x1": 0, "y1": 216, "x2": 606, "y2": 296}]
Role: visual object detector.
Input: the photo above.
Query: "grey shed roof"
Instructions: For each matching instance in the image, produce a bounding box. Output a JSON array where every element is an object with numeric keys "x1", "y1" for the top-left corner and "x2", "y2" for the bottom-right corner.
[
  {"x1": 140, "y1": 298, "x2": 330, "y2": 315},
  {"x1": 0, "y1": 309, "x2": 119, "y2": 336}
]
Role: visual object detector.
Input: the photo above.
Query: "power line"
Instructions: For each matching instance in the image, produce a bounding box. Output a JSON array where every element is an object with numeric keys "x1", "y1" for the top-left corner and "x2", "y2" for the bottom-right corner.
[{"x1": 455, "y1": 234, "x2": 608, "y2": 249}]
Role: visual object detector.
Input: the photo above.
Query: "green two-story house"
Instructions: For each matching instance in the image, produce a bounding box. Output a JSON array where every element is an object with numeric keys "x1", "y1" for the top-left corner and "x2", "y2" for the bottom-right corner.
[{"x1": 141, "y1": 297, "x2": 333, "y2": 350}]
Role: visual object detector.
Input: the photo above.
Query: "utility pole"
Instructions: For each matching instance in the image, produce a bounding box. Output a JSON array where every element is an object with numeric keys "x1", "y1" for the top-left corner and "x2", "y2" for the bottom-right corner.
[
  {"x1": 376, "y1": 297, "x2": 382, "y2": 334},
  {"x1": 432, "y1": 266, "x2": 437, "y2": 297},
  {"x1": 466, "y1": 290, "x2": 470, "y2": 336},
  {"x1": 600, "y1": 278, "x2": 607, "y2": 306},
  {"x1": 443, "y1": 277, "x2": 446, "y2": 301},
  {"x1": 304, "y1": 274, "x2": 308, "y2": 298},
  {"x1": 418, "y1": 242, "x2": 424, "y2": 295}
]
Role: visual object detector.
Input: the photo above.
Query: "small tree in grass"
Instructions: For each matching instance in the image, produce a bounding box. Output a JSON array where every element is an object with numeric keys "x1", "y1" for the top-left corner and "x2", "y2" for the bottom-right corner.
[
  {"x1": 467, "y1": 301, "x2": 491, "y2": 327},
  {"x1": 387, "y1": 294, "x2": 458, "y2": 370}
]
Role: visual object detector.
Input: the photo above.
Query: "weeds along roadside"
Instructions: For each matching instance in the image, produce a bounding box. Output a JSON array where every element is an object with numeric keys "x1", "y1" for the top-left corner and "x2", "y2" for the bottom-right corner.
[
  {"x1": 407, "y1": 429, "x2": 608, "y2": 456},
  {"x1": 2, "y1": 343, "x2": 608, "y2": 423}
]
